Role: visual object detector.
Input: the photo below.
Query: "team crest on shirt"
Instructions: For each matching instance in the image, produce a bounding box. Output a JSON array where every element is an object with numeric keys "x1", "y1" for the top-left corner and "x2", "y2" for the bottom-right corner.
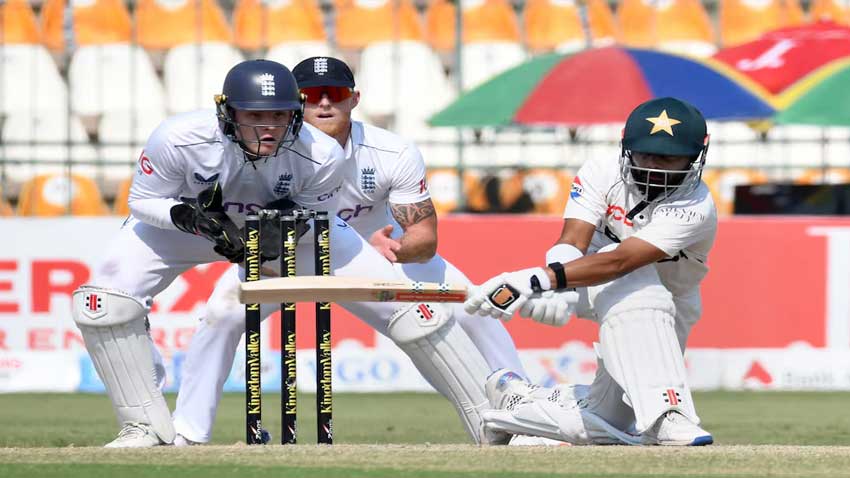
[
  {"x1": 360, "y1": 168, "x2": 376, "y2": 193},
  {"x1": 274, "y1": 173, "x2": 293, "y2": 196}
]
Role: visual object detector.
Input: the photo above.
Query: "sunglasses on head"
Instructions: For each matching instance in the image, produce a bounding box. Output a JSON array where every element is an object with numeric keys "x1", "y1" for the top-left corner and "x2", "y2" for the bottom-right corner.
[{"x1": 300, "y1": 86, "x2": 354, "y2": 104}]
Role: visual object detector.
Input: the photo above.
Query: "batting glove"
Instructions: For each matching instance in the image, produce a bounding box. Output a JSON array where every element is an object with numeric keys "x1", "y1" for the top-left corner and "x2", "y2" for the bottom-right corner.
[
  {"x1": 518, "y1": 290, "x2": 579, "y2": 327},
  {"x1": 464, "y1": 267, "x2": 551, "y2": 321}
]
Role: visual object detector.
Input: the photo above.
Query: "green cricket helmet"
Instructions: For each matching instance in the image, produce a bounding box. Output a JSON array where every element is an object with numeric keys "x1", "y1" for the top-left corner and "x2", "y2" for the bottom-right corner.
[{"x1": 620, "y1": 97, "x2": 709, "y2": 203}]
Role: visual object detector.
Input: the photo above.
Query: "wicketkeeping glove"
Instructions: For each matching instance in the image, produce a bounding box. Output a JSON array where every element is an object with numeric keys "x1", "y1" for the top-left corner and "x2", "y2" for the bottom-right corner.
[{"x1": 170, "y1": 182, "x2": 245, "y2": 263}]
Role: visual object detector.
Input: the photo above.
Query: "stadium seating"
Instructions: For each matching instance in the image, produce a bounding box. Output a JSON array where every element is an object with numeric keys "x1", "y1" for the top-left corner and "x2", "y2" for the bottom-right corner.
[
  {"x1": 266, "y1": 41, "x2": 333, "y2": 71},
  {"x1": 0, "y1": 44, "x2": 68, "y2": 116},
  {"x1": 425, "y1": 168, "x2": 462, "y2": 214},
  {"x1": 357, "y1": 40, "x2": 455, "y2": 126},
  {"x1": 17, "y1": 173, "x2": 109, "y2": 216},
  {"x1": 40, "y1": 0, "x2": 132, "y2": 51},
  {"x1": 521, "y1": 168, "x2": 573, "y2": 215},
  {"x1": 136, "y1": 0, "x2": 233, "y2": 51},
  {"x1": 162, "y1": 42, "x2": 245, "y2": 113},
  {"x1": 1, "y1": 0, "x2": 40, "y2": 44},
  {"x1": 718, "y1": 0, "x2": 805, "y2": 47},
  {"x1": 703, "y1": 168, "x2": 768, "y2": 215},
  {"x1": 523, "y1": 0, "x2": 617, "y2": 53},
  {"x1": 793, "y1": 168, "x2": 850, "y2": 184},
  {"x1": 113, "y1": 176, "x2": 133, "y2": 216},
  {"x1": 809, "y1": 0, "x2": 849, "y2": 23},
  {"x1": 1, "y1": 112, "x2": 98, "y2": 188},
  {"x1": 233, "y1": 0, "x2": 327, "y2": 51},
  {"x1": 0, "y1": 197, "x2": 12, "y2": 216},
  {"x1": 98, "y1": 109, "x2": 165, "y2": 188},
  {"x1": 426, "y1": 0, "x2": 521, "y2": 51},
  {"x1": 619, "y1": 0, "x2": 717, "y2": 57},
  {"x1": 335, "y1": 0, "x2": 424, "y2": 50},
  {"x1": 67, "y1": 43, "x2": 166, "y2": 119}
]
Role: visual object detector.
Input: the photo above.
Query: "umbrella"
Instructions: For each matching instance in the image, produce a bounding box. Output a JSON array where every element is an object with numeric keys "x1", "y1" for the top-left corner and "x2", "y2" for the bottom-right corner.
[
  {"x1": 774, "y1": 59, "x2": 850, "y2": 126},
  {"x1": 713, "y1": 21, "x2": 850, "y2": 97},
  {"x1": 429, "y1": 47, "x2": 775, "y2": 127}
]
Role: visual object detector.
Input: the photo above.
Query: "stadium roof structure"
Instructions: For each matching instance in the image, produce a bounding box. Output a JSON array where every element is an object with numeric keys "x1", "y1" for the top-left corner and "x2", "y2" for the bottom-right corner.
[{"x1": 429, "y1": 47, "x2": 775, "y2": 128}]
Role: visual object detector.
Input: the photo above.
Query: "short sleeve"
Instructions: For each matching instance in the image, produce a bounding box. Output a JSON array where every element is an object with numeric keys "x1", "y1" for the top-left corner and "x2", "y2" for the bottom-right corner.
[
  {"x1": 633, "y1": 204, "x2": 716, "y2": 257},
  {"x1": 388, "y1": 143, "x2": 430, "y2": 205},
  {"x1": 563, "y1": 158, "x2": 609, "y2": 227},
  {"x1": 128, "y1": 121, "x2": 186, "y2": 202}
]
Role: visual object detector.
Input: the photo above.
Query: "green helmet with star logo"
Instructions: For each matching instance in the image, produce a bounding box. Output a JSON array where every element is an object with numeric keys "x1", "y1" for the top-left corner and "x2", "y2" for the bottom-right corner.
[{"x1": 619, "y1": 97, "x2": 710, "y2": 204}]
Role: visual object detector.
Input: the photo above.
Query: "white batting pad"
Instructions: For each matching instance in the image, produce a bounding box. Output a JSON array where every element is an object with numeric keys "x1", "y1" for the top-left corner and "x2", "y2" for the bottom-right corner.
[
  {"x1": 596, "y1": 309, "x2": 698, "y2": 433},
  {"x1": 72, "y1": 286, "x2": 175, "y2": 444},
  {"x1": 387, "y1": 303, "x2": 501, "y2": 444}
]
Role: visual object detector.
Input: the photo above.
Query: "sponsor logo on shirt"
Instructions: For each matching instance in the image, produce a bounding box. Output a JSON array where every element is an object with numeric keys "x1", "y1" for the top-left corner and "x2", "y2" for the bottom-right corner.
[
  {"x1": 570, "y1": 177, "x2": 583, "y2": 199},
  {"x1": 360, "y1": 168, "x2": 376, "y2": 193},
  {"x1": 606, "y1": 205, "x2": 634, "y2": 227},
  {"x1": 138, "y1": 152, "x2": 153, "y2": 175},
  {"x1": 655, "y1": 206, "x2": 705, "y2": 224},
  {"x1": 337, "y1": 204, "x2": 374, "y2": 221},
  {"x1": 192, "y1": 172, "x2": 220, "y2": 185},
  {"x1": 274, "y1": 173, "x2": 293, "y2": 196},
  {"x1": 318, "y1": 185, "x2": 342, "y2": 202}
]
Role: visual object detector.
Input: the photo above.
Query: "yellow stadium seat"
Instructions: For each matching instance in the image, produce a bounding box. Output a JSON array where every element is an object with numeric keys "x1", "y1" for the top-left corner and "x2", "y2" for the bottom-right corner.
[
  {"x1": 702, "y1": 168, "x2": 769, "y2": 216},
  {"x1": 113, "y1": 177, "x2": 133, "y2": 216},
  {"x1": 619, "y1": 0, "x2": 715, "y2": 53},
  {"x1": 233, "y1": 0, "x2": 326, "y2": 50},
  {"x1": 523, "y1": 0, "x2": 617, "y2": 53},
  {"x1": 809, "y1": 0, "x2": 849, "y2": 23},
  {"x1": 719, "y1": 0, "x2": 805, "y2": 47},
  {"x1": 1, "y1": 0, "x2": 40, "y2": 44},
  {"x1": 17, "y1": 174, "x2": 109, "y2": 216},
  {"x1": 793, "y1": 168, "x2": 850, "y2": 184},
  {"x1": 136, "y1": 0, "x2": 232, "y2": 50},
  {"x1": 426, "y1": 0, "x2": 520, "y2": 52},
  {"x1": 335, "y1": 0, "x2": 423, "y2": 50},
  {"x1": 41, "y1": 0, "x2": 131, "y2": 51}
]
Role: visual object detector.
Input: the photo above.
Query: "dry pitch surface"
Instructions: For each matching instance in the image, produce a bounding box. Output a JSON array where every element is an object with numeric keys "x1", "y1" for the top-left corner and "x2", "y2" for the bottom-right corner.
[{"x1": 1, "y1": 392, "x2": 850, "y2": 477}]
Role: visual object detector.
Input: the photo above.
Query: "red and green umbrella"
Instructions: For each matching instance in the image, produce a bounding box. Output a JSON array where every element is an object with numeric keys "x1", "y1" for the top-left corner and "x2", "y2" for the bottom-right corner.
[
  {"x1": 428, "y1": 47, "x2": 775, "y2": 128},
  {"x1": 713, "y1": 21, "x2": 850, "y2": 96},
  {"x1": 775, "y1": 60, "x2": 850, "y2": 126}
]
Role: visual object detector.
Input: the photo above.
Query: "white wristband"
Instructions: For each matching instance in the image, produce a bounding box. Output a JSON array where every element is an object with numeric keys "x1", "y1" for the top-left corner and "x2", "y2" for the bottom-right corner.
[{"x1": 546, "y1": 243, "x2": 583, "y2": 264}]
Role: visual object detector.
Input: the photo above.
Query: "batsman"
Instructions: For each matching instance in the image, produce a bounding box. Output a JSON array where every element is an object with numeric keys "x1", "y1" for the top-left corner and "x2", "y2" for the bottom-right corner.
[{"x1": 465, "y1": 97, "x2": 718, "y2": 446}]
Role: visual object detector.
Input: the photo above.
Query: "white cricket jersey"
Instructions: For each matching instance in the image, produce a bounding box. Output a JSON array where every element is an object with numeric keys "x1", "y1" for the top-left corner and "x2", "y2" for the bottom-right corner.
[
  {"x1": 564, "y1": 155, "x2": 718, "y2": 297},
  {"x1": 334, "y1": 121, "x2": 430, "y2": 238},
  {"x1": 127, "y1": 110, "x2": 345, "y2": 230}
]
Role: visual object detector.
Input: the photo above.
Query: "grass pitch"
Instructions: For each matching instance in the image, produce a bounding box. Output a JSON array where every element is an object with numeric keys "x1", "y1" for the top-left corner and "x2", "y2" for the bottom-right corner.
[{"x1": 1, "y1": 391, "x2": 850, "y2": 477}]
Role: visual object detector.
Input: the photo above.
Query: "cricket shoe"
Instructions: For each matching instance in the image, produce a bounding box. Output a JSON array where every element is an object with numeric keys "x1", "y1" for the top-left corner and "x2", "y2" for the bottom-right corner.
[
  {"x1": 104, "y1": 423, "x2": 166, "y2": 448},
  {"x1": 641, "y1": 411, "x2": 713, "y2": 446},
  {"x1": 172, "y1": 434, "x2": 201, "y2": 447}
]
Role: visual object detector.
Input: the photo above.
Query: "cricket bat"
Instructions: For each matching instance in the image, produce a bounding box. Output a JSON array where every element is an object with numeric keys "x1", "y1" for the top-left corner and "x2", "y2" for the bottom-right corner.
[{"x1": 238, "y1": 276, "x2": 469, "y2": 304}]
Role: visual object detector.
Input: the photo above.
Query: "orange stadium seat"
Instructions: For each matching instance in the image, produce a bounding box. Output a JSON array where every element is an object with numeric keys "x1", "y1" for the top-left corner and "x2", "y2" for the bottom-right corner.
[
  {"x1": 521, "y1": 168, "x2": 573, "y2": 215},
  {"x1": 719, "y1": 0, "x2": 805, "y2": 47},
  {"x1": 17, "y1": 174, "x2": 109, "y2": 216},
  {"x1": 702, "y1": 168, "x2": 769, "y2": 215},
  {"x1": 426, "y1": 0, "x2": 521, "y2": 52},
  {"x1": 113, "y1": 176, "x2": 133, "y2": 216},
  {"x1": 136, "y1": 0, "x2": 232, "y2": 50},
  {"x1": 1, "y1": 0, "x2": 40, "y2": 44},
  {"x1": 793, "y1": 168, "x2": 850, "y2": 184},
  {"x1": 335, "y1": 0, "x2": 423, "y2": 50},
  {"x1": 809, "y1": 0, "x2": 849, "y2": 23},
  {"x1": 619, "y1": 0, "x2": 716, "y2": 55},
  {"x1": 464, "y1": 169, "x2": 535, "y2": 213},
  {"x1": 233, "y1": 0, "x2": 326, "y2": 50},
  {"x1": 523, "y1": 0, "x2": 617, "y2": 53},
  {"x1": 41, "y1": 0, "x2": 131, "y2": 51},
  {"x1": 0, "y1": 197, "x2": 12, "y2": 216}
]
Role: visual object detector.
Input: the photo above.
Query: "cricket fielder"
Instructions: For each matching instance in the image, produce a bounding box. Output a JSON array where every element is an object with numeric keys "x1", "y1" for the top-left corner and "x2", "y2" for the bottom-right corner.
[
  {"x1": 465, "y1": 97, "x2": 717, "y2": 446},
  {"x1": 172, "y1": 56, "x2": 523, "y2": 446},
  {"x1": 73, "y1": 59, "x2": 498, "y2": 447}
]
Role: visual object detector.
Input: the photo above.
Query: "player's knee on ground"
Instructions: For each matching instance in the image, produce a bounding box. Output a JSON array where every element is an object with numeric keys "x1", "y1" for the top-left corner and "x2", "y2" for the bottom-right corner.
[{"x1": 72, "y1": 285, "x2": 175, "y2": 444}]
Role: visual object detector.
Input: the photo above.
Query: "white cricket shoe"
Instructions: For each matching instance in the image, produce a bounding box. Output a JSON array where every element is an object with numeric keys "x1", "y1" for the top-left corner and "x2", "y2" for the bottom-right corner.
[
  {"x1": 509, "y1": 434, "x2": 572, "y2": 446},
  {"x1": 485, "y1": 369, "x2": 542, "y2": 409},
  {"x1": 104, "y1": 423, "x2": 165, "y2": 448},
  {"x1": 641, "y1": 411, "x2": 713, "y2": 446},
  {"x1": 172, "y1": 434, "x2": 201, "y2": 447}
]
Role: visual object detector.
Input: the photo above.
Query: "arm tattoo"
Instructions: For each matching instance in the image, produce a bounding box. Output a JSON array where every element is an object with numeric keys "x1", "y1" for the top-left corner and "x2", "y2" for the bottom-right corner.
[{"x1": 390, "y1": 199, "x2": 436, "y2": 228}]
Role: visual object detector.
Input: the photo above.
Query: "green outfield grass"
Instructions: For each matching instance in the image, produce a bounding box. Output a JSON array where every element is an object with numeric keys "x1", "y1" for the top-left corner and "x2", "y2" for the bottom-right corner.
[{"x1": 1, "y1": 391, "x2": 849, "y2": 477}]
